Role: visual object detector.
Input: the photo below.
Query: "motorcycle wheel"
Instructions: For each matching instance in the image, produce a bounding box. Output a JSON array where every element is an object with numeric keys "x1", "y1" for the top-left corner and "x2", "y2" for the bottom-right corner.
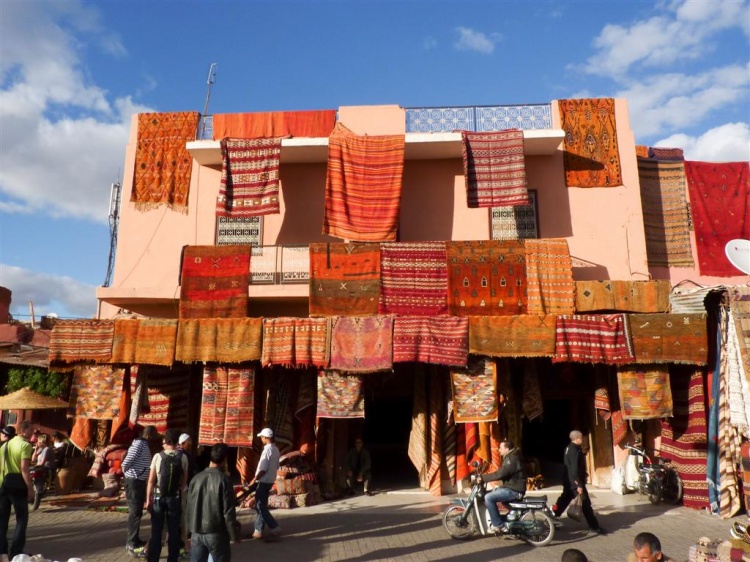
[
  {"x1": 663, "y1": 472, "x2": 684, "y2": 505},
  {"x1": 32, "y1": 482, "x2": 44, "y2": 511},
  {"x1": 443, "y1": 505, "x2": 475, "y2": 540},
  {"x1": 648, "y1": 481, "x2": 663, "y2": 505},
  {"x1": 519, "y1": 510, "x2": 555, "y2": 547}
]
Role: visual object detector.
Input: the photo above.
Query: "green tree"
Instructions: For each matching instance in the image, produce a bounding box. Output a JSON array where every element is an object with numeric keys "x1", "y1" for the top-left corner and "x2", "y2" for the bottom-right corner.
[{"x1": 6, "y1": 367, "x2": 70, "y2": 399}]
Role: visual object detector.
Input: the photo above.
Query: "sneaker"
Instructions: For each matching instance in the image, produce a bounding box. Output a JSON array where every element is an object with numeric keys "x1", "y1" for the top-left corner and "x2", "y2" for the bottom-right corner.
[
  {"x1": 252, "y1": 530, "x2": 264, "y2": 540},
  {"x1": 126, "y1": 545, "x2": 146, "y2": 558},
  {"x1": 179, "y1": 548, "x2": 191, "y2": 559},
  {"x1": 489, "y1": 523, "x2": 508, "y2": 534}
]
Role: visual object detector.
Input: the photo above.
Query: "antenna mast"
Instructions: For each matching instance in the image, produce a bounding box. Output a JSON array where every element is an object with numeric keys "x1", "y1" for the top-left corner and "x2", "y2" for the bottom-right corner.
[
  {"x1": 200, "y1": 63, "x2": 218, "y2": 139},
  {"x1": 103, "y1": 178, "x2": 122, "y2": 287}
]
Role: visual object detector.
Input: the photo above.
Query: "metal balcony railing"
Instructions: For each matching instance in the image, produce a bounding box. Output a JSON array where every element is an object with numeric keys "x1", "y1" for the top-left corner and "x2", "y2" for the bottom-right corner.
[{"x1": 250, "y1": 245, "x2": 309, "y2": 285}]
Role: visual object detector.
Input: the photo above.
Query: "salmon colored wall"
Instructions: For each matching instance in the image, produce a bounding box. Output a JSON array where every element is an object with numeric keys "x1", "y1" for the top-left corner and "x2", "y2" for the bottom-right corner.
[{"x1": 338, "y1": 105, "x2": 405, "y2": 135}]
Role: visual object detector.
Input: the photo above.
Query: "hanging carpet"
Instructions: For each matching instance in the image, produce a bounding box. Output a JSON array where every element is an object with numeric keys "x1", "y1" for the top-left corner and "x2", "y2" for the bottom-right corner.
[
  {"x1": 69, "y1": 365, "x2": 125, "y2": 420},
  {"x1": 212, "y1": 110, "x2": 337, "y2": 140},
  {"x1": 175, "y1": 317, "x2": 262, "y2": 363},
  {"x1": 553, "y1": 314, "x2": 634, "y2": 364},
  {"x1": 524, "y1": 239, "x2": 576, "y2": 315},
  {"x1": 261, "y1": 317, "x2": 330, "y2": 369},
  {"x1": 316, "y1": 370, "x2": 364, "y2": 419},
  {"x1": 329, "y1": 315, "x2": 393, "y2": 373},
  {"x1": 392, "y1": 315, "x2": 468, "y2": 367},
  {"x1": 110, "y1": 319, "x2": 139, "y2": 364},
  {"x1": 617, "y1": 365, "x2": 673, "y2": 419},
  {"x1": 649, "y1": 147, "x2": 685, "y2": 161},
  {"x1": 451, "y1": 358, "x2": 498, "y2": 423},
  {"x1": 574, "y1": 280, "x2": 671, "y2": 313},
  {"x1": 49, "y1": 319, "x2": 114, "y2": 364},
  {"x1": 198, "y1": 364, "x2": 255, "y2": 447},
  {"x1": 469, "y1": 314, "x2": 556, "y2": 358},
  {"x1": 730, "y1": 287, "x2": 750, "y2": 386},
  {"x1": 594, "y1": 367, "x2": 611, "y2": 422},
  {"x1": 629, "y1": 313, "x2": 709, "y2": 365},
  {"x1": 133, "y1": 364, "x2": 192, "y2": 434},
  {"x1": 133, "y1": 319, "x2": 177, "y2": 367}
]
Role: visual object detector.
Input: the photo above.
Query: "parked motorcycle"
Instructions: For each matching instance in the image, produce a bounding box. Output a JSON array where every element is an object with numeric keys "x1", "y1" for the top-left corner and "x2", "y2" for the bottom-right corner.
[
  {"x1": 623, "y1": 443, "x2": 683, "y2": 505},
  {"x1": 29, "y1": 465, "x2": 49, "y2": 511},
  {"x1": 442, "y1": 461, "x2": 556, "y2": 547}
]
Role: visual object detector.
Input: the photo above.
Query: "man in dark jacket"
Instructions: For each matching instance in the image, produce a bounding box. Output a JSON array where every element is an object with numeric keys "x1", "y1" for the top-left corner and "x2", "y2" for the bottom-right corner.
[
  {"x1": 187, "y1": 443, "x2": 240, "y2": 562},
  {"x1": 552, "y1": 430, "x2": 607, "y2": 535},
  {"x1": 480, "y1": 439, "x2": 526, "y2": 533}
]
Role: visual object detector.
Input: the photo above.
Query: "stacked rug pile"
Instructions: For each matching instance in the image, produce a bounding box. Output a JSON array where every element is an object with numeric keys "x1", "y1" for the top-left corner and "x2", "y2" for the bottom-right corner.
[{"x1": 268, "y1": 451, "x2": 322, "y2": 509}]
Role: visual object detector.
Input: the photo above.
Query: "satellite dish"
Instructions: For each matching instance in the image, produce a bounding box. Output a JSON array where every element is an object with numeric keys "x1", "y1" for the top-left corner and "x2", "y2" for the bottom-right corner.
[{"x1": 725, "y1": 239, "x2": 750, "y2": 275}]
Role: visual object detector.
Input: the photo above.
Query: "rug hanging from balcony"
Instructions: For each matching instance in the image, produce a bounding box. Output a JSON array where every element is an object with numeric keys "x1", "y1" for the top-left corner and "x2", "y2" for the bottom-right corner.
[
  {"x1": 131, "y1": 112, "x2": 200, "y2": 212},
  {"x1": 179, "y1": 245, "x2": 251, "y2": 320},
  {"x1": 630, "y1": 313, "x2": 709, "y2": 365},
  {"x1": 110, "y1": 319, "x2": 139, "y2": 364},
  {"x1": 730, "y1": 287, "x2": 750, "y2": 383},
  {"x1": 574, "y1": 280, "x2": 671, "y2": 313},
  {"x1": 637, "y1": 158, "x2": 695, "y2": 267},
  {"x1": 685, "y1": 161, "x2": 749, "y2": 276},
  {"x1": 308, "y1": 242, "x2": 380, "y2": 316},
  {"x1": 133, "y1": 365, "x2": 192, "y2": 434},
  {"x1": 460, "y1": 129, "x2": 529, "y2": 208},
  {"x1": 392, "y1": 315, "x2": 468, "y2": 366},
  {"x1": 212, "y1": 110, "x2": 337, "y2": 139},
  {"x1": 617, "y1": 365, "x2": 673, "y2": 419},
  {"x1": 524, "y1": 239, "x2": 575, "y2": 315},
  {"x1": 293, "y1": 318, "x2": 331, "y2": 369},
  {"x1": 553, "y1": 314, "x2": 635, "y2": 364},
  {"x1": 323, "y1": 123, "x2": 405, "y2": 242},
  {"x1": 199, "y1": 364, "x2": 255, "y2": 447},
  {"x1": 49, "y1": 319, "x2": 114, "y2": 364},
  {"x1": 175, "y1": 317, "x2": 262, "y2": 364},
  {"x1": 133, "y1": 319, "x2": 177, "y2": 367},
  {"x1": 650, "y1": 147, "x2": 685, "y2": 161},
  {"x1": 261, "y1": 317, "x2": 296, "y2": 367},
  {"x1": 316, "y1": 370, "x2": 364, "y2": 418},
  {"x1": 446, "y1": 240, "x2": 527, "y2": 316},
  {"x1": 69, "y1": 365, "x2": 125, "y2": 420},
  {"x1": 217, "y1": 137, "x2": 282, "y2": 217},
  {"x1": 378, "y1": 241, "x2": 448, "y2": 316},
  {"x1": 469, "y1": 315, "x2": 556, "y2": 357},
  {"x1": 216, "y1": 216, "x2": 262, "y2": 246},
  {"x1": 451, "y1": 358, "x2": 498, "y2": 423},
  {"x1": 329, "y1": 315, "x2": 393, "y2": 373},
  {"x1": 558, "y1": 98, "x2": 622, "y2": 188}
]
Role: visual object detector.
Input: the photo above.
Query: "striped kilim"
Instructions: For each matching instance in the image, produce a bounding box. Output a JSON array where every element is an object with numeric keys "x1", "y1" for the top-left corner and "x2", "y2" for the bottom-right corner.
[
  {"x1": 217, "y1": 138, "x2": 282, "y2": 217},
  {"x1": 261, "y1": 317, "x2": 330, "y2": 368},
  {"x1": 131, "y1": 112, "x2": 199, "y2": 212},
  {"x1": 179, "y1": 245, "x2": 251, "y2": 319},
  {"x1": 330, "y1": 316, "x2": 393, "y2": 373},
  {"x1": 378, "y1": 241, "x2": 448, "y2": 316},
  {"x1": 553, "y1": 314, "x2": 635, "y2": 364},
  {"x1": 49, "y1": 320, "x2": 114, "y2": 363},
  {"x1": 575, "y1": 280, "x2": 671, "y2": 313},
  {"x1": 670, "y1": 287, "x2": 711, "y2": 314},
  {"x1": 316, "y1": 370, "x2": 364, "y2": 418},
  {"x1": 650, "y1": 147, "x2": 685, "y2": 160},
  {"x1": 637, "y1": 158, "x2": 694, "y2": 267},
  {"x1": 730, "y1": 287, "x2": 750, "y2": 387},
  {"x1": 199, "y1": 364, "x2": 255, "y2": 447},
  {"x1": 110, "y1": 319, "x2": 139, "y2": 364},
  {"x1": 69, "y1": 365, "x2": 125, "y2": 420},
  {"x1": 309, "y1": 242, "x2": 380, "y2": 316},
  {"x1": 323, "y1": 122, "x2": 405, "y2": 241},
  {"x1": 129, "y1": 365, "x2": 145, "y2": 427},
  {"x1": 261, "y1": 317, "x2": 296, "y2": 367},
  {"x1": 392, "y1": 315, "x2": 468, "y2": 367},
  {"x1": 451, "y1": 358, "x2": 498, "y2": 423},
  {"x1": 469, "y1": 315, "x2": 556, "y2": 357},
  {"x1": 134, "y1": 365, "x2": 192, "y2": 434},
  {"x1": 460, "y1": 129, "x2": 529, "y2": 208},
  {"x1": 133, "y1": 319, "x2": 177, "y2": 367},
  {"x1": 524, "y1": 239, "x2": 575, "y2": 315},
  {"x1": 630, "y1": 313, "x2": 709, "y2": 365},
  {"x1": 617, "y1": 365, "x2": 673, "y2": 419},
  {"x1": 718, "y1": 347, "x2": 742, "y2": 519},
  {"x1": 558, "y1": 98, "x2": 622, "y2": 188},
  {"x1": 175, "y1": 317, "x2": 262, "y2": 363},
  {"x1": 447, "y1": 240, "x2": 527, "y2": 316},
  {"x1": 427, "y1": 366, "x2": 444, "y2": 496},
  {"x1": 408, "y1": 366, "x2": 428, "y2": 487}
]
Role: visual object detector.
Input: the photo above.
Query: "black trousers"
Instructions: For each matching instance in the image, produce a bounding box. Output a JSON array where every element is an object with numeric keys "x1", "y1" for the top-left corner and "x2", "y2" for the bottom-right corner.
[
  {"x1": 553, "y1": 485, "x2": 600, "y2": 529},
  {"x1": 124, "y1": 477, "x2": 147, "y2": 548}
]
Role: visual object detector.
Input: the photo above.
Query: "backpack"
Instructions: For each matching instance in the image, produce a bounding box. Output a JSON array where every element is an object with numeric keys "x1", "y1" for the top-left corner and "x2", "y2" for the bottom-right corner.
[{"x1": 157, "y1": 451, "x2": 183, "y2": 497}]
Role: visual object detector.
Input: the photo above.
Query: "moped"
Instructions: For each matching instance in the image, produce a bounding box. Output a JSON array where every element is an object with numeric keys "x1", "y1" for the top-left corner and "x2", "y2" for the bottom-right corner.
[
  {"x1": 623, "y1": 443, "x2": 683, "y2": 505},
  {"x1": 29, "y1": 465, "x2": 50, "y2": 511},
  {"x1": 442, "y1": 460, "x2": 556, "y2": 547}
]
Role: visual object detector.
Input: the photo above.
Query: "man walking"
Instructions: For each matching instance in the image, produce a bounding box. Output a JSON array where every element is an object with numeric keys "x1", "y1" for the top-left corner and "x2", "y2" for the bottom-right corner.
[
  {"x1": 122, "y1": 425, "x2": 157, "y2": 557},
  {"x1": 187, "y1": 443, "x2": 240, "y2": 562},
  {"x1": 146, "y1": 428, "x2": 188, "y2": 562},
  {"x1": 0, "y1": 420, "x2": 34, "y2": 558},
  {"x1": 552, "y1": 430, "x2": 607, "y2": 535},
  {"x1": 247, "y1": 428, "x2": 281, "y2": 539},
  {"x1": 178, "y1": 433, "x2": 198, "y2": 558},
  {"x1": 480, "y1": 439, "x2": 527, "y2": 533}
]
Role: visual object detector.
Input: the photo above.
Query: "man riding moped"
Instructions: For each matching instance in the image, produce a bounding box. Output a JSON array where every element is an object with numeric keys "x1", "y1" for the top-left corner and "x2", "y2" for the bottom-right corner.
[{"x1": 479, "y1": 439, "x2": 527, "y2": 533}]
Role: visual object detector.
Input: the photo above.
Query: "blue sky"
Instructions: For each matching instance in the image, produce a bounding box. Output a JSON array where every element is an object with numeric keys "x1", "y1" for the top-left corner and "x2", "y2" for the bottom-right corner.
[{"x1": 1, "y1": 0, "x2": 749, "y2": 320}]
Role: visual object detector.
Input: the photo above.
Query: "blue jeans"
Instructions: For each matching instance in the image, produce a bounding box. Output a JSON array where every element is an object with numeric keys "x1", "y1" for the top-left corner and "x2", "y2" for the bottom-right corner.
[
  {"x1": 191, "y1": 532, "x2": 230, "y2": 562},
  {"x1": 254, "y1": 482, "x2": 278, "y2": 533},
  {"x1": 148, "y1": 495, "x2": 181, "y2": 562},
  {"x1": 0, "y1": 490, "x2": 29, "y2": 557},
  {"x1": 484, "y1": 486, "x2": 523, "y2": 527}
]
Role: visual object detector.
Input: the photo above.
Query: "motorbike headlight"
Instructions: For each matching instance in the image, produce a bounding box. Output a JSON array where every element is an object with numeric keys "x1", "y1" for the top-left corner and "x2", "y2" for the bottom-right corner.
[{"x1": 470, "y1": 475, "x2": 477, "y2": 484}]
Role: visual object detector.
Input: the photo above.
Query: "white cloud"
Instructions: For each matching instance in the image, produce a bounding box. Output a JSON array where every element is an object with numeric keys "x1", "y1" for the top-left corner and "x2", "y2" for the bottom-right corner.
[
  {"x1": 0, "y1": 264, "x2": 97, "y2": 319},
  {"x1": 454, "y1": 27, "x2": 500, "y2": 54},
  {"x1": 0, "y1": 0, "x2": 152, "y2": 224},
  {"x1": 423, "y1": 36, "x2": 438, "y2": 50},
  {"x1": 655, "y1": 122, "x2": 750, "y2": 162}
]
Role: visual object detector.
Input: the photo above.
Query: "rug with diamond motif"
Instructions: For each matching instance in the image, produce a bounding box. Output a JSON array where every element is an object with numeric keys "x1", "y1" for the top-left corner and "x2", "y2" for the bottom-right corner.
[
  {"x1": 316, "y1": 370, "x2": 365, "y2": 418},
  {"x1": 617, "y1": 365, "x2": 673, "y2": 419},
  {"x1": 451, "y1": 358, "x2": 498, "y2": 423}
]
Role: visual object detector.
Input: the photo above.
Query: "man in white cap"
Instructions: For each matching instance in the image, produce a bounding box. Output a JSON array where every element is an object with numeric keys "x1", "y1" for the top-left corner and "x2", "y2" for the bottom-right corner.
[
  {"x1": 178, "y1": 433, "x2": 197, "y2": 559},
  {"x1": 247, "y1": 428, "x2": 281, "y2": 539}
]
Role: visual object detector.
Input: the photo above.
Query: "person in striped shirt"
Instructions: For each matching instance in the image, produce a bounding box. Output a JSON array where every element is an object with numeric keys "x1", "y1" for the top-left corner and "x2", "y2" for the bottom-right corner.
[{"x1": 122, "y1": 425, "x2": 157, "y2": 557}]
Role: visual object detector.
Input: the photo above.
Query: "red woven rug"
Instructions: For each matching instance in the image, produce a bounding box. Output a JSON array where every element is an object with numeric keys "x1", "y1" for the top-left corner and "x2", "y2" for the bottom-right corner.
[
  {"x1": 524, "y1": 239, "x2": 575, "y2": 315},
  {"x1": 131, "y1": 112, "x2": 199, "y2": 212},
  {"x1": 630, "y1": 313, "x2": 709, "y2": 365},
  {"x1": 69, "y1": 365, "x2": 125, "y2": 420},
  {"x1": 575, "y1": 280, "x2": 671, "y2": 313},
  {"x1": 199, "y1": 364, "x2": 254, "y2": 447},
  {"x1": 175, "y1": 317, "x2": 262, "y2": 363},
  {"x1": 212, "y1": 110, "x2": 337, "y2": 139},
  {"x1": 134, "y1": 365, "x2": 192, "y2": 434},
  {"x1": 217, "y1": 138, "x2": 282, "y2": 217},
  {"x1": 329, "y1": 316, "x2": 393, "y2": 373},
  {"x1": 378, "y1": 241, "x2": 448, "y2": 315},
  {"x1": 316, "y1": 371, "x2": 364, "y2": 418},
  {"x1": 685, "y1": 161, "x2": 749, "y2": 276},
  {"x1": 392, "y1": 316, "x2": 468, "y2": 366},
  {"x1": 309, "y1": 243, "x2": 380, "y2": 316},
  {"x1": 293, "y1": 318, "x2": 331, "y2": 369},
  {"x1": 469, "y1": 314, "x2": 556, "y2": 357},
  {"x1": 553, "y1": 314, "x2": 634, "y2": 364},
  {"x1": 617, "y1": 365, "x2": 673, "y2": 419},
  {"x1": 323, "y1": 123, "x2": 405, "y2": 241},
  {"x1": 447, "y1": 240, "x2": 526, "y2": 316},
  {"x1": 179, "y1": 245, "x2": 251, "y2": 319},
  {"x1": 558, "y1": 98, "x2": 622, "y2": 188},
  {"x1": 49, "y1": 320, "x2": 114, "y2": 364},
  {"x1": 133, "y1": 319, "x2": 177, "y2": 367},
  {"x1": 460, "y1": 130, "x2": 529, "y2": 208}
]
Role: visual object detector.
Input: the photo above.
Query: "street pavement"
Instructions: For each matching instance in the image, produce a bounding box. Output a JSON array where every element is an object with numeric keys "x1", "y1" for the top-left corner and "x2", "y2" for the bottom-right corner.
[{"x1": 16, "y1": 485, "x2": 748, "y2": 561}]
